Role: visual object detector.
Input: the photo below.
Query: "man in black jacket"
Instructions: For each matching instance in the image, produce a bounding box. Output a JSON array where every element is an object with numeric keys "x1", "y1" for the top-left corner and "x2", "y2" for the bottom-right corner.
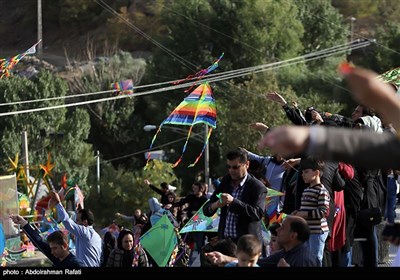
[
  {"x1": 9, "y1": 214, "x2": 83, "y2": 267},
  {"x1": 203, "y1": 147, "x2": 267, "y2": 244}
]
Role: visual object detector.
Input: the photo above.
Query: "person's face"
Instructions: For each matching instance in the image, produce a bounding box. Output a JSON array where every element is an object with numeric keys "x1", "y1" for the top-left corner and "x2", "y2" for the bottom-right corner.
[
  {"x1": 121, "y1": 233, "x2": 134, "y2": 251},
  {"x1": 167, "y1": 194, "x2": 174, "y2": 203},
  {"x1": 351, "y1": 105, "x2": 363, "y2": 121},
  {"x1": 192, "y1": 184, "x2": 201, "y2": 194},
  {"x1": 276, "y1": 218, "x2": 293, "y2": 247},
  {"x1": 134, "y1": 209, "x2": 141, "y2": 217},
  {"x1": 270, "y1": 235, "x2": 281, "y2": 253},
  {"x1": 49, "y1": 242, "x2": 67, "y2": 259},
  {"x1": 301, "y1": 168, "x2": 318, "y2": 184},
  {"x1": 236, "y1": 251, "x2": 260, "y2": 267},
  {"x1": 226, "y1": 158, "x2": 248, "y2": 181}
]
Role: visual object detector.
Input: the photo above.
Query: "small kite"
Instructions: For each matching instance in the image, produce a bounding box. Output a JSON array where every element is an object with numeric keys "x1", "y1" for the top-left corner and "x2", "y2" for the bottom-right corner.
[
  {"x1": 0, "y1": 40, "x2": 41, "y2": 79},
  {"x1": 110, "y1": 79, "x2": 134, "y2": 95},
  {"x1": 173, "y1": 53, "x2": 224, "y2": 92},
  {"x1": 179, "y1": 200, "x2": 220, "y2": 233},
  {"x1": 266, "y1": 187, "x2": 285, "y2": 198},
  {"x1": 140, "y1": 214, "x2": 178, "y2": 267},
  {"x1": 146, "y1": 82, "x2": 217, "y2": 168}
]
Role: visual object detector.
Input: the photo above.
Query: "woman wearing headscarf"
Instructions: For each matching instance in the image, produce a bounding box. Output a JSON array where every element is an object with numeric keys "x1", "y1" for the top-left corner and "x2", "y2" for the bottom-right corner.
[{"x1": 106, "y1": 229, "x2": 149, "y2": 267}]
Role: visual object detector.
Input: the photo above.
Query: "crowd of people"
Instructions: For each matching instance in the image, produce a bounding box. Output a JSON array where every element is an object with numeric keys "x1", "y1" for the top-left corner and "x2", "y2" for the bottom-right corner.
[{"x1": 8, "y1": 65, "x2": 400, "y2": 268}]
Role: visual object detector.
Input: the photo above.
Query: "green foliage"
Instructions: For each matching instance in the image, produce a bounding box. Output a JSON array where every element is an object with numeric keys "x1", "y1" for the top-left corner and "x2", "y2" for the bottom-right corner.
[
  {"x1": 0, "y1": 71, "x2": 93, "y2": 191},
  {"x1": 353, "y1": 22, "x2": 400, "y2": 74},
  {"x1": 297, "y1": 0, "x2": 347, "y2": 54},
  {"x1": 69, "y1": 51, "x2": 147, "y2": 168}
]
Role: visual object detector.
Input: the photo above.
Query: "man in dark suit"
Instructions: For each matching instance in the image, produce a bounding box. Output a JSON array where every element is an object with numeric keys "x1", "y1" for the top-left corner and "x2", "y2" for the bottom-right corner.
[
  {"x1": 203, "y1": 147, "x2": 267, "y2": 244},
  {"x1": 9, "y1": 215, "x2": 84, "y2": 267}
]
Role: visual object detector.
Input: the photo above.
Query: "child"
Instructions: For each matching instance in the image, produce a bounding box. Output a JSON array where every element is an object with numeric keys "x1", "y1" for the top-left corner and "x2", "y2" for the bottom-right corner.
[
  {"x1": 292, "y1": 156, "x2": 330, "y2": 267},
  {"x1": 225, "y1": 234, "x2": 262, "y2": 267},
  {"x1": 268, "y1": 222, "x2": 282, "y2": 256}
]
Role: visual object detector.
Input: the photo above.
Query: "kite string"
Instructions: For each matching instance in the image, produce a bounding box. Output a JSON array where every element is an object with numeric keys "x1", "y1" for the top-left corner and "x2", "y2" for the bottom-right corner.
[{"x1": 188, "y1": 126, "x2": 212, "y2": 168}]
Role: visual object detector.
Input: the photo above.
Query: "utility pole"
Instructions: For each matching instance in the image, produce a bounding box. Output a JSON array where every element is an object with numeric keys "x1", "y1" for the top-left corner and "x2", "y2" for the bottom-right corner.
[
  {"x1": 37, "y1": 0, "x2": 43, "y2": 57},
  {"x1": 21, "y1": 131, "x2": 30, "y2": 180},
  {"x1": 350, "y1": 17, "x2": 356, "y2": 43},
  {"x1": 96, "y1": 150, "x2": 100, "y2": 194},
  {"x1": 204, "y1": 124, "x2": 210, "y2": 189}
]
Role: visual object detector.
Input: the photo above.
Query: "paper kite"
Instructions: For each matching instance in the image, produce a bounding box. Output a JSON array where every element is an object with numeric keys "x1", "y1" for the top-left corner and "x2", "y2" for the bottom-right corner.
[
  {"x1": 377, "y1": 66, "x2": 400, "y2": 89},
  {"x1": 110, "y1": 79, "x2": 134, "y2": 95},
  {"x1": 0, "y1": 40, "x2": 41, "y2": 79},
  {"x1": 266, "y1": 187, "x2": 285, "y2": 198},
  {"x1": 139, "y1": 214, "x2": 178, "y2": 267},
  {"x1": 179, "y1": 200, "x2": 220, "y2": 233},
  {"x1": 173, "y1": 53, "x2": 224, "y2": 93},
  {"x1": 146, "y1": 82, "x2": 217, "y2": 168}
]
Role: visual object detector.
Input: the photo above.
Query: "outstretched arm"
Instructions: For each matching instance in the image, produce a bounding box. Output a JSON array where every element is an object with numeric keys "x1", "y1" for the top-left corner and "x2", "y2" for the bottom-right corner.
[{"x1": 9, "y1": 215, "x2": 58, "y2": 265}]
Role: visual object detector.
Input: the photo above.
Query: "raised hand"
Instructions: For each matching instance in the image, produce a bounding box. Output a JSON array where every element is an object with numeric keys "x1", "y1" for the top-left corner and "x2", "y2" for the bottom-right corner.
[
  {"x1": 249, "y1": 122, "x2": 269, "y2": 133},
  {"x1": 48, "y1": 191, "x2": 61, "y2": 209},
  {"x1": 258, "y1": 126, "x2": 310, "y2": 158},
  {"x1": 265, "y1": 92, "x2": 287, "y2": 106},
  {"x1": 9, "y1": 214, "x2": 28, "y2": 227}
]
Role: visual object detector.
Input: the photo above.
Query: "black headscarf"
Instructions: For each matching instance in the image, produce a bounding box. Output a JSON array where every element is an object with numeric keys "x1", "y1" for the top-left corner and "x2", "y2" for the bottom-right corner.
[{"x1": 117, "y1": 229, "x2": 135, "y2": 267}]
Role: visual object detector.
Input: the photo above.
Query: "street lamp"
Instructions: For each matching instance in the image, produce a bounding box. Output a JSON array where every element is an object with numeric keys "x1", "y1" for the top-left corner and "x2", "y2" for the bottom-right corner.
[{"x1": 143, "y1": 124, "x2": 210, "y2": 186}]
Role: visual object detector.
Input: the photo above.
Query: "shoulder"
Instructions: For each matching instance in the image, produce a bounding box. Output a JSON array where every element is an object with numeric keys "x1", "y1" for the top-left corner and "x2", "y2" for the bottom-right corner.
[{"x1": 246, "y1": 174, "x2": 267, "y2": 189}]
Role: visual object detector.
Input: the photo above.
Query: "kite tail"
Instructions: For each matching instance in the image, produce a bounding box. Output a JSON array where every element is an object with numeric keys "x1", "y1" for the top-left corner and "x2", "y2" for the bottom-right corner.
[
  {"x1": 171, "y1": 126, "x2": 194, "y2": 168},
  {"x1": 145, "y1": 126, "x2": 163, "y2": 169},
  {"x1": 188, "y1": 127, "x2": 212, "y2": 168}
]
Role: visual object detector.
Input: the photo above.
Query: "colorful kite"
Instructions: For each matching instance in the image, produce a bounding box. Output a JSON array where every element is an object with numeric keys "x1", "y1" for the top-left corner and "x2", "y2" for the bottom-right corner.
[
  {"x1": 266, "y1": 187, "x2": 285, "y2": 198},
  {"x1": 377, "y1": 66, "x2": 400, "y2": 91},
  {"x1": 173, "y1": 53, "x2": 224, "y2": 93},
  {"x1": 0, "y1": 40, "x2": 41, "y2": 79},
  {"x1": 146, "y1": 82, "x2": 217, "y2": 168},
  {"x1": 139, "y1": 214, "x2": 178, "y2": 267},
  {"x1": 179, "y1": 200, "x2": 220, "y2": 233},
  {"x1": 110, "y1": 79, "x2": 134, "y2": 95}
]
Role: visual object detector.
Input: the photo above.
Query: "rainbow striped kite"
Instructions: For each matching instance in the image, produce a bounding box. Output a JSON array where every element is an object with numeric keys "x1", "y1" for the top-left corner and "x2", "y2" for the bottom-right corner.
[
  {"x1": 0, "y1": 40, "x2": 41, "y2": 79},
  {"x1": 146, "y1": 82, "x2": 217, "y2": 168},
  {"x1": 110, "y1": 79, "x2": 134, "y2": 94}
]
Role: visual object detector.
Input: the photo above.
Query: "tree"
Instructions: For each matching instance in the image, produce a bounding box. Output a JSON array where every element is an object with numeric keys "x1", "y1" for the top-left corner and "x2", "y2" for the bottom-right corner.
[
  {"x1": 0, "y1": 71, "x2": 93, "y2": 192},
  {"x1": 68, "y1": 50, "x2": 147, "y2": 169},
  {"x1": 143, "y1": 0, "x2": 305, "y2": 180}
]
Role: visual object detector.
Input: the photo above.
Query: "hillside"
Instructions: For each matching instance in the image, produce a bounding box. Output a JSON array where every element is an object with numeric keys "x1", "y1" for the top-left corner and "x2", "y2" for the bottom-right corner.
[
  {"x1": 0, "y1": 0, "x2": 123, "y2": 67},
  {"x1": 1, "y1": 0, "x2": 382, "y2": 69}
]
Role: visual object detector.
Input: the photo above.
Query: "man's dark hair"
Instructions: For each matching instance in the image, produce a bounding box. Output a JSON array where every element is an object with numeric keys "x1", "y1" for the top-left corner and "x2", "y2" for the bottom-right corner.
[
  {"x1": 289, "y1": 219, "x2": 310, "y2": 243},
  {"x1": 226, "y1": 147, "x2": 248, "y2": 163},
  {"x1": 304, "y1": 106, "x2": 316, "y2": 123},
  {"x1": 160, "y1": 182, "x2": 169, "y2": 190},
  {"x1": 78, "y1": 209, "x2": 95, "y2": 225},
  {"x1": 47, "y1": 230, "x2": 68, "y2": 246},
  {"x1": 359, "y1": 104, "x2": 376, "y2": 117},
  {"x1": 268, "y1": 222, "x2": 281, "y2": 236}
]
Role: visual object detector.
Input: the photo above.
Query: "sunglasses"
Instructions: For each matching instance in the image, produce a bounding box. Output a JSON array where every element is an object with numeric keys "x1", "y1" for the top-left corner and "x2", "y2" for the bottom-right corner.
[{"x1": 227, "y1": 164, "x2": 242, "y2": 170}]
